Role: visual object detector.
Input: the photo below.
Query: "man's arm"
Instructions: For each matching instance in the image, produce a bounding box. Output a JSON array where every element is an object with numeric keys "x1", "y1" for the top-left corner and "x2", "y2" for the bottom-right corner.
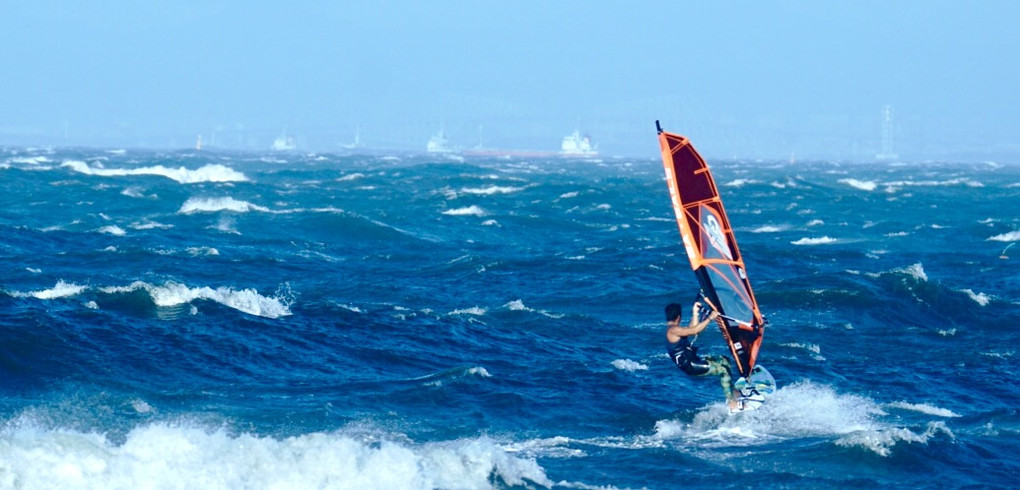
[{"x1": 687, "y1": 302, "x2": 719, "y2": 331}]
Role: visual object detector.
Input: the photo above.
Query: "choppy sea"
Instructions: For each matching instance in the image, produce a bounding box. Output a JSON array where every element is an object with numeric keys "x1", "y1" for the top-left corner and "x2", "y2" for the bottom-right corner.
[{"x1": 1, "y1": 145, "x2": 1018, "y2": 489}]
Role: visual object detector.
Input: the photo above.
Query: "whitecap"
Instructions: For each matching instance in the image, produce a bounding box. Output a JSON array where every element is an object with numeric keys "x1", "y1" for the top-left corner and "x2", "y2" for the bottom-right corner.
[
  {"x1": 130, "y1": 221, "x2": 173, "y2": 230},
  {"x1": 839, "y1": 178, "x2": 877, "y2": 191},
  {"x1": 102, "y1": 281, "x2": 291, "y2": 319},
  {"x1": 97, "y1": 225, "x2": 126, "y2": 236},
  {"x1": 0, "y1": 421, "x2": 551, "y2": 489},
  {"x1": 611, "y1": 359, "x2": 649, "y2": 372},
  {"x1": 62, "y1": 160, "x2": 248, "y2": 184},
  {"x1": 791, "y1": 236, "x2": 837, "y2": 245},
  {"x1": 504, "y1": 300, "x2": 529, "y2": 311},
  {"x1": 178, "y1": 197, "x2": 270, "y2": 214},
  {"x1": 987, "y1": 230, "x2": 1020, "y2": 242},
  {"x1": 780, "y1": 342, "x2": 821, "y2": 355},
  {"x1": 885, "y1": 401, "x2": 961, "y2": 418},
  {"x1": 502, "y1": 300, "x2": 564, "y2": 319},
  {"x1": 13, "y1": 280, "x2": 88, "y2": 299},
  {"x1": 751, "y1": 225, "x2": 786, "y2": 233},
  {"x1": 834, "y1": 422, "x2": 954, "y2": 457},
  {"x1": 895, "y1": 263, "x2": 928, "y2": 281},
  {"x1": 460, "y1": 185, "x2": 525, "y2": 195},
  {"x1": 449, "y1": 306, "x2": 487, "y2": 316},
  {"x1": 958, "y1": 288, "x2": 990, "y2": 306},
  {"x1": 725, "y1": 179, "x2": 756, "y2": 187},
  {"x1": 337, "y1": 172, "x2": 365, "y2": 181},
  {"x1": 442, "y1": 206, "x2": 485, "y2": 217}
]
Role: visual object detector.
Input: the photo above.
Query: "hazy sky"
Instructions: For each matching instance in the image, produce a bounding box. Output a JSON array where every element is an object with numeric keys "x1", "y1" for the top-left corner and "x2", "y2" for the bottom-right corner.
[{"x1": 3, "y1": 1, "x2": 1018, "y2": 160}]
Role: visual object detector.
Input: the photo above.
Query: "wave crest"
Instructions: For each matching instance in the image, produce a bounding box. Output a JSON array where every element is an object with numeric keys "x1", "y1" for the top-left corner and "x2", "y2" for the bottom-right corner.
[
  {"x1": 0, "y1": 421, "x2": 551, "y2": 489},
  {"x1": 62, "y1": 161, "x2": 248, "y2": 184}
]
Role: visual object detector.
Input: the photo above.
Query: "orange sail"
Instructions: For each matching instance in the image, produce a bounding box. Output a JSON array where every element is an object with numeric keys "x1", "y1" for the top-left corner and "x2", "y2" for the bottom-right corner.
[{"x1": 657, "y1": 121, "x2": 764, "y2": 378}]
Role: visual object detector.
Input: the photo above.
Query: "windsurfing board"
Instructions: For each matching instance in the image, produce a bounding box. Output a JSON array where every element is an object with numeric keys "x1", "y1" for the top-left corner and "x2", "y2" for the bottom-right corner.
[{"x1": 729, "y1": 364, "x2": 776, "y2": 414}]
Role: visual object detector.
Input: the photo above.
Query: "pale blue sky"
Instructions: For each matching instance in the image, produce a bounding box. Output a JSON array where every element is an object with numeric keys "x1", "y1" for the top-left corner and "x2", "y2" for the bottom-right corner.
[{"x1": 2, "y1": 1, "x2": 1017, "y2": 160}]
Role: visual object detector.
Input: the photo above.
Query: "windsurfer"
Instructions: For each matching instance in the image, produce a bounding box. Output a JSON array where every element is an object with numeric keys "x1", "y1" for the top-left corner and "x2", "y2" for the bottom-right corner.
[{"x1": 665, "y1": 302, "x2": 741, "y2": 409}]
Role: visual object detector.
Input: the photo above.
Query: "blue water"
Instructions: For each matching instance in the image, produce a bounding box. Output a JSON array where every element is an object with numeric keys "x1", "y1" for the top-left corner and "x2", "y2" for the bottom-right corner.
[{"x1": 1, "y1": 146, "x2": 1018, "y2": 489}]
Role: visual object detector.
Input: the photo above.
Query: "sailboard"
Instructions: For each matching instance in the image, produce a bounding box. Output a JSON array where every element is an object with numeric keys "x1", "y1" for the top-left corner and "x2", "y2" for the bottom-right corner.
[{"x1": 656, "y1": 121, "x2": 765, "y2": 379}]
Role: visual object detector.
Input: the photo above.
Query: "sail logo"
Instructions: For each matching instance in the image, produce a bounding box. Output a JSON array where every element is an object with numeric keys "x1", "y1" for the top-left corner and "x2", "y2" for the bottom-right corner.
[{"x1": 703, "y1": 212, "x2": 733, "y2": 260}]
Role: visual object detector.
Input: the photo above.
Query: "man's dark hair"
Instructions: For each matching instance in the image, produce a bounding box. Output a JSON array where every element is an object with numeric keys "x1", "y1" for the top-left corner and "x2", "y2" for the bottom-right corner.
[{"x1": 665, "y1": 303, "x2": 683, "y2": 322}]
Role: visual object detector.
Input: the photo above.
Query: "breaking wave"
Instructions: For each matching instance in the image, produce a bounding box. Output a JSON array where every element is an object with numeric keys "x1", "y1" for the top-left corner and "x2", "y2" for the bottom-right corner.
[{"x1": 62, "y1": 160, "x2": 248, "y2": 184}]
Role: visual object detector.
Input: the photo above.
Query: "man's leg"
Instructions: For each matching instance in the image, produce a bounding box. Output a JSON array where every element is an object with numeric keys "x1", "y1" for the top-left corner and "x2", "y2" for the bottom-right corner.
[{"x1": 702, "y1": 355, "x2": 734, "y2": 402}]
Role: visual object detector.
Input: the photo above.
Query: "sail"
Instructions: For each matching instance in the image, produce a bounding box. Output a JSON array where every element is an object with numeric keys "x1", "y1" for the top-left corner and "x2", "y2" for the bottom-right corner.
[{"x1": 657, "y1": 122, "x2": 764, "y2": 378}]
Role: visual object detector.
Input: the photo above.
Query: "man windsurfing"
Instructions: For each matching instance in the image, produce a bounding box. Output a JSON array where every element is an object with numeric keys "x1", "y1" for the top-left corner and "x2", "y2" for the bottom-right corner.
[{"x1": 665, "y1": 300, "x2": 764, "y2": 412}]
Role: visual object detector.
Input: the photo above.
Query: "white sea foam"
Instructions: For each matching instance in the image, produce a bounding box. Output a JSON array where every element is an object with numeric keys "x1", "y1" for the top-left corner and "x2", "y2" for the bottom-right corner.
[
  {"x1": 653, "y1": 381, "x2": 954, "y2": 456},
  {"x1": 958, "y1": 288, "x2": 990, "y2": 306},
  {"x1": 839, "y1": 179, "x2": 877, "y2": 191},
  {"x1": 505, "y1": 300, "x2": 530, "y2": 311},
  {"x1": 101, "y1": 281, "x2": 291, "y2": 319},
  {"x1": 725, "y1": 179, "x2": 758, "y2": 187},
  {"x1": 62, "y1": 160, "x2": 248, "y2": 183},
  {"x1": 558, "y1": 191, "x2": 579, "y2": 199},
  {"x1": 442, "y1": 206, "x2": 485, "y2": 217},
  {"x1": 611, "y1": 359, "x2": 648, "y2": 372},
  {"x1": 97, "y1": 225, "x2": 126, "y2": 236},
  {"x1": 806, "y1": 219, "x2": 824, "y2": 227},
  {"x1": 834, "y1": 421, "x2": 954, "y2": 457},
  {"x1": 179, "y1": 197, "x2": 270, "y2": 214},
  {"x1": 780, "y1": 342, "x2": 822, "y2": 355},
  {"x1": 503, "y1": 300, "x2": 564, "y2": 319},
  {"x1": 121, "y1": 186, "x2": 152, "y2": 198},
  {"x1": 885, "y1": 401, "x2": 961, "y2": 418},
  {"x1": 336, "y1": 171, "x2": 365, "y2": 180},
  {"x1": 130, "y1": 221, "x2": 173, "y2": 230},
  {"x1": 467, "y1": 366, "x2": 492, "y2": 378},
  {"x1": 987, "y1": 230, "x2": 1020, "y2": 242},
  {"x1": 654, "y1": 381, "x2": 886, "y2": 445},
  {"x1": 895, "y1": 263, "x2": 928, "y2": 281},
  {"x1": 751, "y1": 225, "x2": 786, "y2": 233},
  {"x1": 12, "y1": 280, "x2": 88, "y2": 299},
  {"x1": 460, "y1": 185, "x2": 525, "y2": 195},
  {"x1": 791, "y1": 236, "x2": 837, "y2": 245},
  {"x1": 449, "y1": 306, "x2": 487, "y2": 316},
  {"x1": 8, "y1": 156, "x2": 53, "y2": 165},
  {"x1": 884, "y1": 178, "x2": 983, "y2": 188},
  {"x1": 0, "y1": 421, "x2": 551, "y2": 489}
]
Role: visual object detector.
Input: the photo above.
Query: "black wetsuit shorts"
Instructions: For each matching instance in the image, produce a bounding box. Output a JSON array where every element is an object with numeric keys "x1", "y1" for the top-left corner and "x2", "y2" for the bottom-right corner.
[{"x1": 667, "y1": 337, "x2": 711, "y2": 376}]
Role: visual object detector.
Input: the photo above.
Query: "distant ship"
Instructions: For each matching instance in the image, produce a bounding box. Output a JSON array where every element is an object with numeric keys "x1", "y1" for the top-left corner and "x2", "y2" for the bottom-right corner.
[
  {"x1": 272, "y1": 130, "x2": 297, "y2": 151},
  {"x1": 875, "y1": 105, "x2": 899, "y2": 161},
  {"x1": 560, "y1": 130, "x2": 598, "y2": 157},
  {"x1": 340, "y1": 125, "x2": 361, "y2": 149},
  {"x1": 426, "y1": 130, "x2": 453, "y2": 153}
]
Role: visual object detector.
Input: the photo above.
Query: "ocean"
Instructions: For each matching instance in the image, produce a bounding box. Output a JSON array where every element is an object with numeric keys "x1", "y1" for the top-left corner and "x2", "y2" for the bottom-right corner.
[{"x1": 1, "y1": 146, "x2": 1018, "y2": 489}]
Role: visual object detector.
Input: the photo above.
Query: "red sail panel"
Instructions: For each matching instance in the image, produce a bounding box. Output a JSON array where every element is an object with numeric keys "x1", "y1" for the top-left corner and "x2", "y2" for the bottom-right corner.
[{"x1": 658, "y1": 128, "x2": 764, "y2": 378}]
